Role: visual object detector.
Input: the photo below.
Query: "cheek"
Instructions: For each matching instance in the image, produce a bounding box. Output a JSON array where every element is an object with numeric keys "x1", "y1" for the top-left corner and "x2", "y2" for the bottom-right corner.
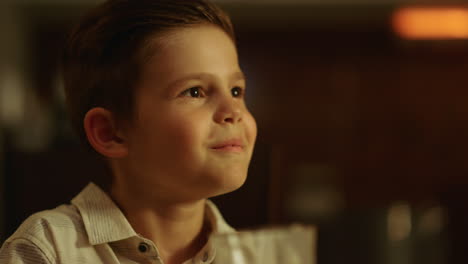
[
  {"x1": 244, "y1": 111, "x2": 257, "y2": 145},
  {"x1": 153, "y1": 110, "x2": 211, "y2": 155}
]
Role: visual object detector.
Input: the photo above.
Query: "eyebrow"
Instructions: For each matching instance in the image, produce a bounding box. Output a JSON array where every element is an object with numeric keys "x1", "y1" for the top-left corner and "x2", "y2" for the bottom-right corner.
[{"x1": 168, "y1": 71, "x2": 246, "y2": 90}]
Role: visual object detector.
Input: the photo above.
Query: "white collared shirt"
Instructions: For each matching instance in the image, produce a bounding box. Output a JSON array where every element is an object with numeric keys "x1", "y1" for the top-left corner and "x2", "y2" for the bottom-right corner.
[{"x1": 0, "y1": 183, "x2": 235, "y2": 264}]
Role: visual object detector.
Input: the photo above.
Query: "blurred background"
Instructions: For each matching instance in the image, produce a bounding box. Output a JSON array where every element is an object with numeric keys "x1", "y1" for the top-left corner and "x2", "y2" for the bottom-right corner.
[{"x1": 1, "y1": 0, "x2": 468, "y2": 263}]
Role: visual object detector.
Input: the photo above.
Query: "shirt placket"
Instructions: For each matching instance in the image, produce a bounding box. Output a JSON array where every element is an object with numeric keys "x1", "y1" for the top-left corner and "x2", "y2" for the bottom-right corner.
[{"x1": 136, "y1": 238, "x2": 163, "y2": 264}]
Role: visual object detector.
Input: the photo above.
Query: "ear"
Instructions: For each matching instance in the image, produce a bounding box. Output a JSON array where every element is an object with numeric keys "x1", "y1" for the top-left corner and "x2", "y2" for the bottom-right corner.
[{"x1": 83, "y1": 107, "x2": 128, "y2": 158}]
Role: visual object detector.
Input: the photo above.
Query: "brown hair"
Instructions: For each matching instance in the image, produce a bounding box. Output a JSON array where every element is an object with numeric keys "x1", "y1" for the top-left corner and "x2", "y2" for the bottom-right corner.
[{"x1": 62, "y1": 0, "x2": 234, "y2": 149}]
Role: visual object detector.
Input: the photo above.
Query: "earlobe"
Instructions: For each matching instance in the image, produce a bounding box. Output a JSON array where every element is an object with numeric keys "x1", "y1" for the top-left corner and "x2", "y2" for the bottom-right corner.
[{"x1": 84, "y1": 107, "x2": 128, "y2": 158}]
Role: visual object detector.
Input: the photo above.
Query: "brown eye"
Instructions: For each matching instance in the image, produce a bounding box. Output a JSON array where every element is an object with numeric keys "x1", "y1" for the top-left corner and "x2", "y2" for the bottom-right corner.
[
  {"x1": 182, "y1": 87, "x2": 201, "y2": 98},
  {"x1": 231, "y1": 87, "x2": 242, "y2": 97}
]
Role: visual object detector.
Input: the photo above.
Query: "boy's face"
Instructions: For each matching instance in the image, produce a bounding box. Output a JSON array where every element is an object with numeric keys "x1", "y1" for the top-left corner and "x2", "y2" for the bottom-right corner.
[{"x1": 118, "y1": 25, "x2": 257, "y2": 202}]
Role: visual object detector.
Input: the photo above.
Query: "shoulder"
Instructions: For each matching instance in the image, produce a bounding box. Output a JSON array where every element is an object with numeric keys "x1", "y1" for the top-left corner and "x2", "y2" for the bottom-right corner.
[
  {"x1": 10, "y1": 204, "x2": 85, "y2": 242},
  {"x1": 0, "y1": 237, "x2": 54, "y2": 264},
  {"x1": 1, "y1": 204, "x2": 88, "y2": 263}
]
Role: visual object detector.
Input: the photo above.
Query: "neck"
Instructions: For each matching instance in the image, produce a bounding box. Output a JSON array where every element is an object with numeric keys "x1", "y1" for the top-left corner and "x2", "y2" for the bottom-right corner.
[{"x1": 110, "y1": 183, "x2": 209, "y2": 264}]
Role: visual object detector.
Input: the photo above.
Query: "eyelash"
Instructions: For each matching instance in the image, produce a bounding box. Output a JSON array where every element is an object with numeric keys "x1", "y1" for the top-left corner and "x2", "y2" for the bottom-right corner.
[
  {"x1": 181, "y1": 87, "x2": 204, "y2": 98},
  {"x1": 180, "y1": 86, "x2": 244, "y2": 98},
  {"x1": 231, "y1": 87, "x2": 244, "y2": 98}
]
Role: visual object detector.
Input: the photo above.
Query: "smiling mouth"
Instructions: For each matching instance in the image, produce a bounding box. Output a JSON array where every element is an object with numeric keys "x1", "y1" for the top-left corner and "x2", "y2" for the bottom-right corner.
[
  {"x1": 212, "y1": 145, "x2": 243, "y2": 152},
  {"x1": 211, "y1": 139, "x2": 244, "y2": 152}
]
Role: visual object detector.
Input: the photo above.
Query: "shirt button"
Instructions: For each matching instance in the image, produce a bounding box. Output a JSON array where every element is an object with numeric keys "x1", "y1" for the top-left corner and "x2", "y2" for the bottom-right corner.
[
  {"x1": 202, "y1": 252, "x2": 209, "y2": 262},
  {"x1": 138, "y1": 242, "x2": 150, "y2": 253}
]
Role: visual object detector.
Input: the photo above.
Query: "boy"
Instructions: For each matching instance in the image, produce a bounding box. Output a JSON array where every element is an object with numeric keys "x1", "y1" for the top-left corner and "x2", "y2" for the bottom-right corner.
[{"x1": 0, "y1": 0, "x2": 257, "y2": 263}]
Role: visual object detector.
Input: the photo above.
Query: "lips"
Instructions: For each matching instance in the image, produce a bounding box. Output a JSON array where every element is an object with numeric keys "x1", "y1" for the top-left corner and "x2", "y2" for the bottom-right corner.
[{"x1": 211, "y1": 138, "x2": 244, "y2": 152}]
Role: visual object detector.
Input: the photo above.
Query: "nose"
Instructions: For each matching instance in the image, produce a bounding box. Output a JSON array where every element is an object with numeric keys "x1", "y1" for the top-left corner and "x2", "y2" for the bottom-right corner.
[{"x1": 214, "y1": 99, "x2": 242, "y2": 124}]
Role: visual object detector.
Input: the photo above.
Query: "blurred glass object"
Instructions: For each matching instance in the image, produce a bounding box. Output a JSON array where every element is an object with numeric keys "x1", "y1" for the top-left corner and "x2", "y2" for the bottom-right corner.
[
  {"x1": 0, "y1": 0, "x2": 55, "y2": 153},
  {"x1": 385, "y1": 202, "x2": 448, "y2": 264},
  {"x1": 0, "y1": 69, "x2": 55, "y2": 153},
  {"x1": 0, "y1": 70, "x2": 26, "y2": 129},
  {"x1": 212, "y1": 225, "x2": 316, "y2": 264},
  {"x1": 417, "y1": 205, "x2": 445, "y2": 236},
  {"x1": 0, "y1": 0, "x2": 15, "y2": 242},
  {"x1": 413, "y1": 203, "x2": 447, "y2": 264},
  {"x1": 393, "y1": 7, "x2": 468, "y2": 39},
  {"x1": 387, "y1": 202, "x2": 412, "y2": 242},
  {"x1": 387, "y1": 202, "x2": 412, "y2": 264}
]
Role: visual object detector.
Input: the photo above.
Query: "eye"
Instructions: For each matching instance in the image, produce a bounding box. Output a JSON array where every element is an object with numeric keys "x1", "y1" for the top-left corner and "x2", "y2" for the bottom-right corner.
[
  {"x1": 231, "y1": 87, "x2": 243, "y2": 98},
  {"x1": 181, "y1": 87, "x2": 202, "y2": 98}
]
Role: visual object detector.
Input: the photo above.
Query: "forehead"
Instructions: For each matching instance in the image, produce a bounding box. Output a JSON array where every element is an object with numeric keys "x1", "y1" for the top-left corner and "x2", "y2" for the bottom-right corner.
[
  {"x1": 155, "y1": 25, "x2": 235, "y2": 58},
  {"x1": 139, "y1": 24, "x2": 235, "y2": 64},
  {"x1": 139, "y1": 25, "x2": 240, "y2": 85}
]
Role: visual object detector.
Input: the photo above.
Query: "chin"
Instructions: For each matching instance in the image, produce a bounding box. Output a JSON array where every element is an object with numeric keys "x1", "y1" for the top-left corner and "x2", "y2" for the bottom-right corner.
[{"x1": 204, "y1": 168, "x2": 248, "y2": 198}]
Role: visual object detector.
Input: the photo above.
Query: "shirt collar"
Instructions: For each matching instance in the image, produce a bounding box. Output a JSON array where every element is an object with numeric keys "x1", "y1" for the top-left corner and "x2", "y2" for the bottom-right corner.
[
  {"x1": 71, "y1": 182, "x2": 137, "y2": 245},
  {"x1": 71, "y1": 183, "x2": 235, "y2": 248},
  {"x1": 198, "y1": 200, "x2": 235, "y2": 263}
]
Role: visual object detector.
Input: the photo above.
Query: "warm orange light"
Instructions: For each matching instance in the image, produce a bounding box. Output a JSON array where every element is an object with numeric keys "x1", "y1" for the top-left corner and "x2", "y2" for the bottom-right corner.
[{"x1": 393, "y1": 7, "x2": 468, "y2": 39}]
